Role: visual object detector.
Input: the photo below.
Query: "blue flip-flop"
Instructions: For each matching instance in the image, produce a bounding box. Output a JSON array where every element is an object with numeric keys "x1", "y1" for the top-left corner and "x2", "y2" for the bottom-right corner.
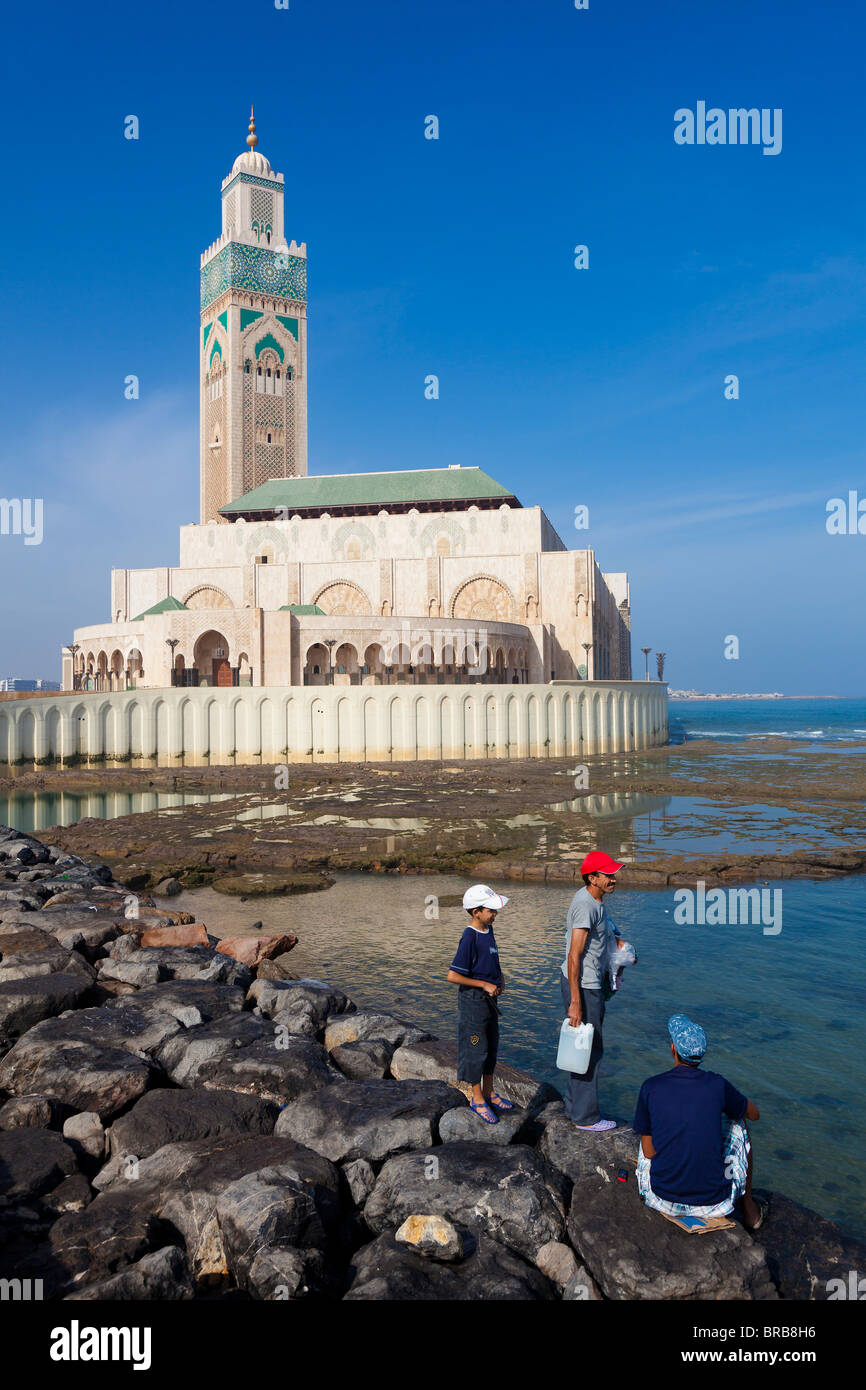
[
  {"x1": 487, "y1": 1092, "x2": 513, "y2": 1112},
  {"x1": 470, "y1": 1101, "x2": 498, "y2": 1125}
]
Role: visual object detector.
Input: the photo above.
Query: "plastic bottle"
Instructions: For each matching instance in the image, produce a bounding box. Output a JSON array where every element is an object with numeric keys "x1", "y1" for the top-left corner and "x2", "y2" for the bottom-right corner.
[{"x1": 556, "y1": 1018, "x2": 595, "y2": 1074}]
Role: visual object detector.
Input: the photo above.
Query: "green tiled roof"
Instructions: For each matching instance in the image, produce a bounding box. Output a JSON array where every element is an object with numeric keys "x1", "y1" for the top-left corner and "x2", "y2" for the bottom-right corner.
[
  {"x1": 131, "y1": 596, "x2": 188, "y2": 622},
  {"x1": 279, "y1": 604, "x2": 326, "y2": 615},
  {"x1": 220, "y1": 467, "x2": 517, "y2": 515}
]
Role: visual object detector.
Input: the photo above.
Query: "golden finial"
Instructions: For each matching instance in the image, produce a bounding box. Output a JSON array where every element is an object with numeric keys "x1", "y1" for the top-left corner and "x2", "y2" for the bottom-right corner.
[{"x1": 246, "y1": 106, "x2": 258, "y2": 151}]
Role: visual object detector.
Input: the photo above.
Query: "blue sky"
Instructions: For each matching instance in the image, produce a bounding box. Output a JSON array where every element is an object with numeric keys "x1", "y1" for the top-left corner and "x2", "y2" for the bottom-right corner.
[{"x1": 1, "y1": 0, "x2": 864, "y2": 693}]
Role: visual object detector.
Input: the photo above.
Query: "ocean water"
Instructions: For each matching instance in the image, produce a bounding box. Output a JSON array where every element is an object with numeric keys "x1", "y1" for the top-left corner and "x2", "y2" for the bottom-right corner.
[
  {"x1": 178, "y1": 870, "x2": 866, "y2": 1243},
  {"x1": 669, "y1": 696, "x2": 866, "y2": 745}
]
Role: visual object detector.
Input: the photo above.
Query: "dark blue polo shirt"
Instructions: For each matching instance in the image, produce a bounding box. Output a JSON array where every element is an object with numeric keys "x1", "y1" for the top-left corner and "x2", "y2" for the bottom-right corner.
[
  {"x1": 633, "y1": 1066, "x2": 748, "y2": 1206},
  {"x1": 450, "y1": 925, "x2": 502, "y2": 986}
]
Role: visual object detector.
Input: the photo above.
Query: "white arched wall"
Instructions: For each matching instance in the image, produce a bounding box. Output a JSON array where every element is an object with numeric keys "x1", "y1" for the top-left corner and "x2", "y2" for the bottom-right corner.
[{"x1": 0, "y1": 683, "x2": 668, "y2": 766}]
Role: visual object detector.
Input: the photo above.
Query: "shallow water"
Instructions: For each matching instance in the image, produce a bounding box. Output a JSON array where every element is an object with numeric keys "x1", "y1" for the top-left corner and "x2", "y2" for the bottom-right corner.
[
  {"x1": 0, "y1": 789, "x2": 236, "y2": 833},
  {"x1": 178, "y1": 871, "x2": 866, "y2": 1242}
]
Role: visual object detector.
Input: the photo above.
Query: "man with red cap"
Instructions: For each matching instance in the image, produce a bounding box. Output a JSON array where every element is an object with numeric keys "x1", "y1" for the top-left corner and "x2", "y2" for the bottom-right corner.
[{"x1": 560, "y1": 850, "x2": 631, "y2": 1130}]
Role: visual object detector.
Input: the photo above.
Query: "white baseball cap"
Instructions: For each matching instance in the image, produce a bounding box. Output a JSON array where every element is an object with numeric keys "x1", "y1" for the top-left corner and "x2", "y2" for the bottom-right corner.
[{"x1": 462, "y1": 884, "x2": 509, "y2": 911}]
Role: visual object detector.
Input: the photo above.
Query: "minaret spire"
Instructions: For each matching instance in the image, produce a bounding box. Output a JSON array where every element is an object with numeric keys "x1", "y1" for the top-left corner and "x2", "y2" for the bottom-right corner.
[{"x1": 247, "y1": 106, "x2": 258, "y2": 151}]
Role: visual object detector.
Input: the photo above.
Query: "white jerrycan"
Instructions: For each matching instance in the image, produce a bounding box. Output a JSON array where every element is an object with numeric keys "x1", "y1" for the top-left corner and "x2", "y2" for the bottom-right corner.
[{"x1": 556, "y1": 1018, "x2": 595, "y2": 1074}]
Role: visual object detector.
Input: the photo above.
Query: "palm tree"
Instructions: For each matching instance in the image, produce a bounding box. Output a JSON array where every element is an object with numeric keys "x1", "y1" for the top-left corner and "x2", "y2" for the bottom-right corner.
[
  {"x1": 641, "y1": 646, "x2": 651, "y2": 681},
  {"x1": 656, "y1": 652, "x2": 666, "y2": 682}
]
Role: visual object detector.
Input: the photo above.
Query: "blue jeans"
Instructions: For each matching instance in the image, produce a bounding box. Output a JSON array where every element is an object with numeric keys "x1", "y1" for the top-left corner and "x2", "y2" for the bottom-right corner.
[{"x1": 559, "y1": 973, "x2": 605, "y2": 1125}]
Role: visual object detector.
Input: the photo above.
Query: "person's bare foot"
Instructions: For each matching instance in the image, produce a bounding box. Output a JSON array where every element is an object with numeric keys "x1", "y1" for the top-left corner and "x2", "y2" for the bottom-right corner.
[{"x1": 742, "y1": 1195, "x2": 767, "y2": 1232}]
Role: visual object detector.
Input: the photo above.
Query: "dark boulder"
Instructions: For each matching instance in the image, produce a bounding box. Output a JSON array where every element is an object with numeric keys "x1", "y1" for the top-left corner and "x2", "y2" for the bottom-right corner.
[
  {"x1": 364, "y1": 1141, "x2": 568, "y2": 1262},
  {"x1": 567, "y1": 1172, "x2": 778, "y2": 1300},
  {"x1": 750, "y1": 1189, "x2": 866, "y2": 1300},
  {"x1": 0, "y1": 1035, "x2": 158, "y2": 1121},
  {"x1": 330, "y1": 1039, "x2": 394, "y2": 1080},
  {"x1": 0, "y1": 973, "x2": 93, "y2": 1051},
  {"x1": 247, "y1": 978, "x2": 355, "y2": 1039},
  {"x1": 64, "y1": 1244, "x2": 195, "y2": 1300},
  {"x1": 0, "y1": 1126, "x2": 79, "y2": 1202},
  {"x1": 0, "y1": 1093, "x2": 74, "y2": 1131},
  {"x1": 105, "y1": 1088, "x2": 279, "y2": 1168},
  {"x1": 275, "y1": 1078, "x2": 465, "y2": 1164},
  {"x1": 344, "y1": 1231, "x2": 557, "y2": 1300},
  {"x1": 154, "y1": 1013, "x2": 275, "y2": 1086},
  {"x1": 195, "y1": 1033, "x2": 339, "y2": 1107},
  {"x1": 323, "y1": 1011, "x2": 429, "y2": 1051}
]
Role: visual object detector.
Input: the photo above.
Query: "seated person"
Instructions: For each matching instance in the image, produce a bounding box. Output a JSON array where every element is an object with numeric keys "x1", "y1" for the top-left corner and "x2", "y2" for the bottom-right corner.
[{"x1": 633, "y1": 1014, "x2": 766, "y2": 1230}]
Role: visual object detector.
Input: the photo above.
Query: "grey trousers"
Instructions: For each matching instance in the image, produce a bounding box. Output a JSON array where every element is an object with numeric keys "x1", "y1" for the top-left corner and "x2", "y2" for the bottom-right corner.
[{"x1": 559, "y1": 973, "x2": 606, "y2": 1126}]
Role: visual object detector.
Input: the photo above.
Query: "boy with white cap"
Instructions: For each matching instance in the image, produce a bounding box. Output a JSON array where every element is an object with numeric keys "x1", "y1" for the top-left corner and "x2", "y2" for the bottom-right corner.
[{"x1": 447, "y1": 884, "x2": 513, "y2": 1125}]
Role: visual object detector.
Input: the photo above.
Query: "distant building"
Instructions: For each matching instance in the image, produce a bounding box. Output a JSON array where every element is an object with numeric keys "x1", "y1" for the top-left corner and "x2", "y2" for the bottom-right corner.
[
  {"x1": 0, "y1": 679, "x2": 60, "y2": 692},
  {"x1": 62, "y1": 115, "x2": 632, "y2": 694}
]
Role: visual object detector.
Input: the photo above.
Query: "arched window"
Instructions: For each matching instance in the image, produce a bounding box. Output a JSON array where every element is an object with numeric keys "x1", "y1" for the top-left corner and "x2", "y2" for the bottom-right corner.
[{"x1": 266, "y1": 432, "x2": 272, "y2": 444}]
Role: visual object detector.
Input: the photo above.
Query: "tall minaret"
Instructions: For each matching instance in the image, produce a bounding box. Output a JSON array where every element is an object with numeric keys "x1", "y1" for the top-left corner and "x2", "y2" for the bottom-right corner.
[{"x1": 199, "y1": 109, "x2": 308, "y2": 523}]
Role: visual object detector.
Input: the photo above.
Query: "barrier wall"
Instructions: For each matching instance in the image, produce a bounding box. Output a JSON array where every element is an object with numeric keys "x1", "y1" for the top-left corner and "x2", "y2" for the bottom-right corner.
[{"x1": 0, "y1": 682, "x2": 668, "y2": 766}]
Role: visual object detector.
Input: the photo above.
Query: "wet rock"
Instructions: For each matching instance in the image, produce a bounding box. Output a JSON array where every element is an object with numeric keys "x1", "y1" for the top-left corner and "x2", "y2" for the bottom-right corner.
[
  {"x1": 365, "y1": 1142, "x2": 568, "y2": 1263},
  {"x1": 216, "y1": 934, "x2": 297, "y2": 968},
  {"x1": 390, "y1": 1037, "x2": 560, "y2": 1112},
  {"x1": 154, "y1": 1013, "x2": 275, "y2": 1086},
  {"x1": 750, "y1": 1189, "x2": 866, "y2": 1300},
  {"x1": 0, "y1": 973, "x2": 94, "y2": 1051},
  {"x1": 342, "y1": 1158, "x2": 375, "y2": 1208},
  {"x1": 275, "y1": 1079, "x2": 464, "y2": 1164},
  {"x1": 324, "y1": 1011, "x2": 430, "y2": 1051},
  {"x1": 212, "y1": 871, "x2": 333, "y2": 897},
  {"x1": 153, "y1": 878, "x2": 182, "y2": 897},
  {"x1": 65, "y1": 1244, "x2": 194, "y2": 1300},
  {"x1": 247, "y1": 978, "x2": 355, "y2": 1039},
  {"x1": 344, "y1": 1231, "x2": 556, "y2": 1301},
  {"x1": 255, "y1": 958, "x2": 299, "y2": 982},
  {"x1": 0, "y1": 1092, "x2": 74, "y2": 1130},
  {"x1": 196, "y1": 1033, "x2": 339, "y2": 1107},
  {"x1": 63, "y1": 1111, "x2": 106, "y2": 1163},
  {"x1": 330, "y1": 1039, "x2": 394, "y2": 1080},
  {"x1": 566, "y1": 1173, "x2": 777, "y2": 1300},
  {"x1": 0, "y1": 1035, "x2": 158, "y2": 1121},
  {"x1": 0, "y1": 1126, "x2": 79, "y2": 1201},
  {"x1": 395, "y1": 1214, "x2": 464, "y2": 1262},
  {"x1": 438, "y1": 1103, "x2": 528, "y2": 1145}
]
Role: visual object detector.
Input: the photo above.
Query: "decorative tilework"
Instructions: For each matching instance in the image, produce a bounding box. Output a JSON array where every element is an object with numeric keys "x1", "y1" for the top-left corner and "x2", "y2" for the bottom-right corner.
[
  {"x1": 276, "y1": 314, "x2": 299, "y2": 339},
  {"x1": 202, "y1": 322, "x2": 213, "y2": 347},
  {"x1": 217, "y1": 310, "x2": 228, "y2": 332},
  {"x1": 201, "y1": 243, "x2": 307, "y2": 312},
  {"x1": 254, "y1": 332, "x2": 284, "y2": 362},
  {"x1": 209, "y1": 340, "x2": 222, "y2": 364},
  {"x1": 240, "y1": 309, "x2": 264, "y2": 331},
  {"x1": 222, "y1": 171, "x2": 283, "y2": 197}
]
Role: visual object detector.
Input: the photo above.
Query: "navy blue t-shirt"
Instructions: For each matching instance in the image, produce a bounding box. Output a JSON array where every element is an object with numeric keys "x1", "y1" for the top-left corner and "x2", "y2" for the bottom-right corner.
[
  {"x1": 450, "y1": 925, "x2": 502, "y2": 986},
  {"x1": 633, "y1": 1067, "x2": 748, "y2": 1206}
]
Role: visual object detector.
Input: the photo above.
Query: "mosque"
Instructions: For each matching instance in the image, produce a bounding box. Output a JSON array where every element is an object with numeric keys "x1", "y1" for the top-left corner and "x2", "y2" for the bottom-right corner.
[{"x1": 62, "y1": 115, "x2": 633, "y2": 698}]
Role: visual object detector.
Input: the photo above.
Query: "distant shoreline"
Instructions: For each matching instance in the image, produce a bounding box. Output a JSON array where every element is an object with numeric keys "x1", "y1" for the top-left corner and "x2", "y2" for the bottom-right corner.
[{"x1": 668, "y1": 693, "x2": 842, "y2": 701}]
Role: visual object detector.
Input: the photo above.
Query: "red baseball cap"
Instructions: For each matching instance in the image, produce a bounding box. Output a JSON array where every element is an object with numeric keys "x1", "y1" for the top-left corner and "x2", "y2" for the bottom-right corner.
[{"x1": 581, "y1": 851, "x2": 623, "y2": 875}]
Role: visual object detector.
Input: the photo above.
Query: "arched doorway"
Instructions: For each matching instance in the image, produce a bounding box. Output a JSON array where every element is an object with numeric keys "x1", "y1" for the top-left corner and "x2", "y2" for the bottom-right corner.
[{"x1": 194, "y1": 630, "x2": 233, "y2": 687}]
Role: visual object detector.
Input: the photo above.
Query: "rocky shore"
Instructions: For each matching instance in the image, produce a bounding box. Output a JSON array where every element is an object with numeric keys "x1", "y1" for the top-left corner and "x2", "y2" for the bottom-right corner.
[{"x1": 1, "y1": 824, "x2": 863, "y2": 1301}]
